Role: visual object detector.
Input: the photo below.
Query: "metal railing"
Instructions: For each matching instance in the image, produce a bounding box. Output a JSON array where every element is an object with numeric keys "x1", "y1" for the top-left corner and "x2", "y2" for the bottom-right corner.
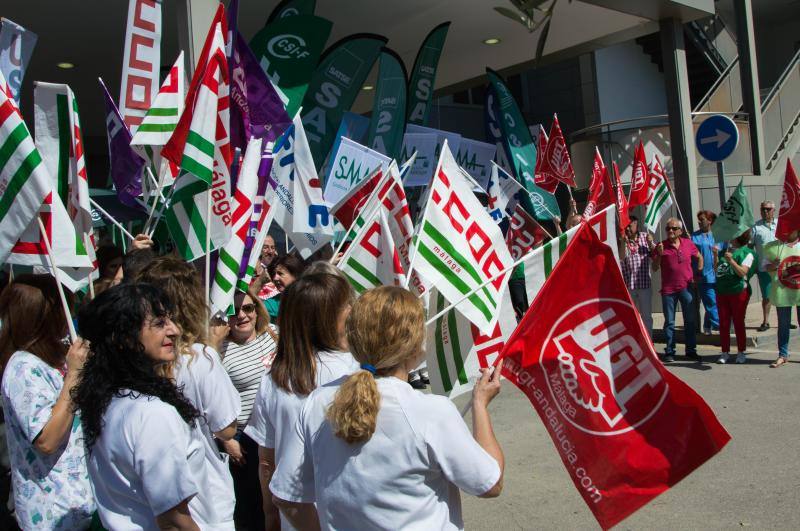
[
  {"x1": 762, "y1": 47, "x2": 800, "y2": 170},
  {"x1": 693, "y1": 56, "x2": 742, "y2": 114}
]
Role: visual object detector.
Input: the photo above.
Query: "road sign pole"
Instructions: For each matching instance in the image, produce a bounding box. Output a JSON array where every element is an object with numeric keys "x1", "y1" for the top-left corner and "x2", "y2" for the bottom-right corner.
[{"x1": 716, "y1": 161, "x2": 727, "y2": 210}]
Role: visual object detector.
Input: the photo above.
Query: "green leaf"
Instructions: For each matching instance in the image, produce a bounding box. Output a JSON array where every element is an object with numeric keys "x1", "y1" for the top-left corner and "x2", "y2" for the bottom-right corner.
[
  {"x1": 535, "y1": 18, "x2": 552, "y2": 62},
  {"x1": 494, "y1": 6, "x2": 532, "y2": 27}
]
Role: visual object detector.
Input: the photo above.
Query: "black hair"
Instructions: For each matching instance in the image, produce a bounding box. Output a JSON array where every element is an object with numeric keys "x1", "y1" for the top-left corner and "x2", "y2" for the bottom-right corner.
[
  {"x1": 71, "y1": 283, "x2": 199, "y2": 449},
  {"x1": 629, "y1": 215, "x2": 639, "y2": 222},
  {"x1": 268, "y1": 253, "x2": 306, "y2": 279}
]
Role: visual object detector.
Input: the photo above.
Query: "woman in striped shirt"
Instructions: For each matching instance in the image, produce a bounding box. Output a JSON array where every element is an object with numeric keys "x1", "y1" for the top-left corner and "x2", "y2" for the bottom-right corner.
[{"x1": 220, "y1": 287, "x2": 279, "y2": 531}]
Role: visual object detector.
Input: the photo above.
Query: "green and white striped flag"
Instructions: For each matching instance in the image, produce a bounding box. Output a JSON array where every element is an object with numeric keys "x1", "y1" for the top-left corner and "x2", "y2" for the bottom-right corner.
[
  {"x1": 33, "y1": 82, "x2": 97, "y2": 287},
  {"x1": 340, "y1": 208, "x2": 404, "y2": 294},
  {"x1": 0, "y1": 71, "x2": 51, "y2": 263},
  {"x1": 412, "y1": 140, "x2": 513, "y2": 334},
  {"x1": 643, "y1": 155, "x2": 674, "y2": 233},
  {"x1": 131, "y1": 52, "x2": 186, "y2": 146},
  {"x1": 210, "y1": 137, "x2": 260, "y2": 317},
  {"x1": 523, "y1": 205, "x2": 618, "y2": 303},
  {"x1": 238, "y1": 185, "x2": 278, "y2": 292},
  {"x1": 425, "y1": 286, "x2": 516, "y2": 399}
]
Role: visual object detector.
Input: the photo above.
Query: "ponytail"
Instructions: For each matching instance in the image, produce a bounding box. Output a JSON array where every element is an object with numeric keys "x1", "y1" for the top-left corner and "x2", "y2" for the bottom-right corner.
[
  {"x1": 328, "y1": 286, "x2": 425, "y2": 445},
  {"x1": 326, "y1": 370, "x2": 381, "y2": 444}
]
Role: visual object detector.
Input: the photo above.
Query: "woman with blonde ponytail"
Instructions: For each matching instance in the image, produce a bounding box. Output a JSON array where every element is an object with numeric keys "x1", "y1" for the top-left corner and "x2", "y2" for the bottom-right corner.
[{"x1": 271, "y1": 286, "x2": 505, "y2": 531}]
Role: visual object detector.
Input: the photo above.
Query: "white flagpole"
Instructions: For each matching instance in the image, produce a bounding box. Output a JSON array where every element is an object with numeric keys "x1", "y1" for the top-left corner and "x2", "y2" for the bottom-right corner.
[
  {"x1": 143, "y1": 166, "x2": 167, "y2": 235},
  {"x1": 204, "y1": 190, "x2": 212, "y2": 334},
  {"x1": 36, "y1": 217, "x2": 77, "y2": 342},
  {"x1": 84, "y1": 233, "x2": 95, "y2": 300},
  {"x1": 89, "y1": 198, "x2": 135, "y2": 240},
  {"x1": 146, "y1": 184, "x2": 178, "y2": 238}
]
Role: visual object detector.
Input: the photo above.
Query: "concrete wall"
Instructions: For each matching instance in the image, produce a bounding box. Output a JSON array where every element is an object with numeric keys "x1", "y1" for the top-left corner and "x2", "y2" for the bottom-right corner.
[{"x1": 594, "y1": 40, "x2": 668, "y2": 123}]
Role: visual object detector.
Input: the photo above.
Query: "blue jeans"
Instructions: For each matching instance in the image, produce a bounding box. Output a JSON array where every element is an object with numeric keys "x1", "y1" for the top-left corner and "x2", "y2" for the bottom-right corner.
[
  {"x1": 697, "y1": 282, "x2": 719, "y2": 331},
  {"x1": 662, "y1": 288, "x2": 697, "y2": 355},
  {"x1": 776, "y1": 306, "x2": 799, "y2": 359}
]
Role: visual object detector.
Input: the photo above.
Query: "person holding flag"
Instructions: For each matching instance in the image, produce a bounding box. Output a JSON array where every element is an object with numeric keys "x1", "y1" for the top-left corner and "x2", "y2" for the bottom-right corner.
[
  {"x1": 652, "y1": 218, "x2": 703, "y2": 363},
  {"x1": 714, "y1": 229, "x2": 757, "y2": 364},
  {"x1": 269, "y1": 286, "x2": 504, "y2": 530},
  {"x1": 762, "y1": 229, "x2": 800, "y2": 367},
  {"x1": 620, "y1": 216, "x2": 656, "y2": 337},
  {"x1": 692, "y1": 210, "x2": 721, "y2": 335}
]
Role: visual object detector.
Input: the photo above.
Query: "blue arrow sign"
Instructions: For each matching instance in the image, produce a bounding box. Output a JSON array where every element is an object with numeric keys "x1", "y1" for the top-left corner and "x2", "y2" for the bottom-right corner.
[{"x1": 696, "y1": 114, "x2": 739, "y2": 162}]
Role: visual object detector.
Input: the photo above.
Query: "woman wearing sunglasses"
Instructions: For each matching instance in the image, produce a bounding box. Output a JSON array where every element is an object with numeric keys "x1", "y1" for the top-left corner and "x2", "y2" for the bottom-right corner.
[{"x1": 220, "y1": 288, "x2": 279, "y2": 531}]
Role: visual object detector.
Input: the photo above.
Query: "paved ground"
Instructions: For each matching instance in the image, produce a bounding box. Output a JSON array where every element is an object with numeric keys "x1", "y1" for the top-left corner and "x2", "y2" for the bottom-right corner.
[{"x1": 460, "y1": 335, "x2": 800, "y2": 530}]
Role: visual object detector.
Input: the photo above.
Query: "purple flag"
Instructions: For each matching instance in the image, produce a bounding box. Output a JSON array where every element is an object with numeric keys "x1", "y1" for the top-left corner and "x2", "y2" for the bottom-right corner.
[
  {"x1": 99, "y1": 78, "x2": 145, "y2": 208},
  {"x1": 230, "y1": 31, "x2": 292, "y2": 152}
]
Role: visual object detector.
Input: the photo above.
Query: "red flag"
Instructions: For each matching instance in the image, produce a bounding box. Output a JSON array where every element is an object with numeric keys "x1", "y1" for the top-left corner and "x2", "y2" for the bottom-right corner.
[
  {"x1": 583, "y1": 149, "x2": 614, "y2": 219},
  {"x1": 627, "y1": 142, "x2": 649, "y2": 209},
  {"x1": 331, "y1": 167, "x2": 384, "y2": 229},
  {"x1": 542, "y1": 114, "x2": 577, "y2": 187},
  {"x1": 162, "y1": 3, "x2": 228, "y2": 166},
  {"x1": 505, "y1": 204, "x2": 546, "y2": 260},
  {"x1": 776, "y1": 160, "x2": 800, "y2": 241},
  {"x1": 534, "y1": 126, "x2": 559, "y2": 194},
  {"x1": 612, "y1": 162, "x2": 631, "y2": 231},
  {"x1": 499, "y1": 223, "x2": 730, "y2": 529}
]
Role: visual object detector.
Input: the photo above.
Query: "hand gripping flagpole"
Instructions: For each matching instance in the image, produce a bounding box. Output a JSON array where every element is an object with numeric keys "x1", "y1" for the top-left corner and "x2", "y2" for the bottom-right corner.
[{"x1": 36, "y1": 217, "x2": 77, "y2": 342}]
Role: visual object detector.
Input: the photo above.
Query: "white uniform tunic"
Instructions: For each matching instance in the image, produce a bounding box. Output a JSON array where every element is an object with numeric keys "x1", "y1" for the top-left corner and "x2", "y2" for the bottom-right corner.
[
  {"x1": 244, "y1": 350, "x2": 358, "y2": 530},
  {"x1": 88, "y1": 393, "x2": 204, "y2": 530},
  {"x1": 174, "y1": 344, "x2": 241, "y2": 530},
  {"x1": 270, "y1": 377, "x2": 501, "y2": 531}
]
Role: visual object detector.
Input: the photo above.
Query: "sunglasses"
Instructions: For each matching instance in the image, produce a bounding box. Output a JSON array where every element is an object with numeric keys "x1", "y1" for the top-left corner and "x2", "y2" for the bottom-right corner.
[
  {"x1": 234, "y1": 303, "x2": 257, "y2": 315},
  {"x1": 666, "y1": 226, "x2": 681, "y2": 231}
]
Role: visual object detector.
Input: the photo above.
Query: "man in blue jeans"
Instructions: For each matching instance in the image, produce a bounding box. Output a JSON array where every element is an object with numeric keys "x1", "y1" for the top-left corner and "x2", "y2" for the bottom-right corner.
[
  {"x1": 692, "y1": 210, "x2": 720, "y2": 334},
  {"x1": 652, "y1": 218, "x2": 703, "y2": 362}
]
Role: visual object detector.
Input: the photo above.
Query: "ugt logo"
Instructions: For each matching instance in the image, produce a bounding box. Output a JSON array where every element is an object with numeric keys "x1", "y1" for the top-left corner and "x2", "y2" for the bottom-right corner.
[{"x1": 541, "y1": 299, "x2": 668, "y2": 435}]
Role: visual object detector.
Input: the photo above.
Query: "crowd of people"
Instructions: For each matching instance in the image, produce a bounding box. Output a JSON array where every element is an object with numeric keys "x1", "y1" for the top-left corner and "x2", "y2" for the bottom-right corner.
[
  {"x1": 621, "y1": 200, "x2": 797, "y2": 367},
  {"x1": 0, "y1": 231, "x2": 505, "y2": 531}
]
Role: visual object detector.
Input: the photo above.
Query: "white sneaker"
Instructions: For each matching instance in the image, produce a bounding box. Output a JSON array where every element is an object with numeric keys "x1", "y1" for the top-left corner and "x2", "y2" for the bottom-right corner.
[
  {"x1": 717, "y1": 352, "x2": 730, "y2": 364},
  {"x1": 736, "y1": 352, "x2": 747, "y2": 364}
]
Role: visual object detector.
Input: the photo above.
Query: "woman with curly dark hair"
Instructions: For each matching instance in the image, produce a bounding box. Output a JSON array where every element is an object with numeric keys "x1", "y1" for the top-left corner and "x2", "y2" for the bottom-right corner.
[
  {"x1": 137, "y1": 257, "x2": 240, "y2": 529},
  {"x1": 72, "y1": 283, "x2": 205, "y2": 530},
  {"x1": 0, "y1": 274, "x2": 95, "y2": 530}
]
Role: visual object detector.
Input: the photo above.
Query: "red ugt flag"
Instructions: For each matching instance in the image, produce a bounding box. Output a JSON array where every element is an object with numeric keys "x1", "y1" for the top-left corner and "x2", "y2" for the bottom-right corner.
[
  {"x1": 776, "y1": 159, "x2": 800, "y2": 241},
  {"x1": 499, "y1": 223, "x2": 730, "y2": 529},
  {"x1": 534, "y1": 125, "x2": 559, "y2": 194},
  {"x1": 612, "y1": 162, "x2": 631, "y2": 231},
  {"x1": 583, "y1": 150, "x2": 614, "y2": 219},
  {"x1": 542, "y1": 114, "x2": 577, "y2": 187},
  {"x1": 627, "y1": 141, "x2": 649, "y2": 210}
]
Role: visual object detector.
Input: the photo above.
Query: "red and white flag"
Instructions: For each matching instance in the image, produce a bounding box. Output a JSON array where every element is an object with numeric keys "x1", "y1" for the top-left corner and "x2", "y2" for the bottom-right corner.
[
  {"x1": 499, "y1": 222, "x2": 730, "y2": 529},
  {"x1": 583, "y1": 149, "x2": 614, "y2": 219},
  {"x1": 534, "y1": 125, "x2": 559, "y2": 194},
  {"x1": 331, "y1": 166, "x2": 384, "y2": 229},
  {"x1": 627, "y1": 141, "x2": 649, "y2": 210},
  {"x1": 776, "y1": 159, "x2": 800, "y2": 241},
  {"x1": 505, "y1": 204, "x2": 546, "y2": 260},
  {"x1": 612, "y1": 161, "x2": 631, "y2": 231},
  {"x1": 542, "y1": 114, "x2": 576, "y2": 187}
]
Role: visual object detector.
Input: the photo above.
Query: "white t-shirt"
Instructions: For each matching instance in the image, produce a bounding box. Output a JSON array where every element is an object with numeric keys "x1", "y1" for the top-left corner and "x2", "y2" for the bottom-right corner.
[
  {"x1": 88, "y1": 393, "x2": 203, "y2": 530},
  {"x1": 270, "y1": 377, "x2": 501, "y2": 531},
  {"x1": 174, "y1": 344, "x2": 241, "y2": 530}
]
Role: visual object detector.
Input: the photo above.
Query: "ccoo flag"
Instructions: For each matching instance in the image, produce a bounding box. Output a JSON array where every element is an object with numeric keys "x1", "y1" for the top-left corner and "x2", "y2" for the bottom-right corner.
[
  {"x1": 500, "y1": 222, "x2": 730, "y2": 529},
  {"x1": 776, "y1": 159, "x2": 800, "y2": 241},
  {"x1": 712, "y1": 179, "x2": 754, "y2": 242}
]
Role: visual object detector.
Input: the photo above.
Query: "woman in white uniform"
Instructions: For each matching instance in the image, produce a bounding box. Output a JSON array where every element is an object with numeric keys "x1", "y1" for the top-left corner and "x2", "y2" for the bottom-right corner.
[
  {"x1": 72, "y1": 283, "x2": 204, "y2": 530},
  {"x1": 271, "y1": 286, "x2": 505, "y2": 530},
  {"x1": 245, "y1": 273, "x2": 358, "y2": 530},
  {"x1": 138, "y1": 258, "x2": 241, "y2": 530}
]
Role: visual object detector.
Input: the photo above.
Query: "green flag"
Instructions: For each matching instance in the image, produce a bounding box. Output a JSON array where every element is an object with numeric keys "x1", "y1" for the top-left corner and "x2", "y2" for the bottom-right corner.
[
  {"x1": 266, "y1": 0, "x2": 316, "y2": 23},
  {"x1": 366, "y1": 49, "x2": 407, "y2": 159},
  {"x1": 485, "y1": 68, "x2": 560, "y2": 221},
  {"x1": 712, "y1": 179, "x2": 755, "y2": 242},
  {"x1": 301, "y1": 34, "x2": 387, "y2": 171},
  {"x1": 249, "y1": 15, "x2": 332, "y2": 118},
  {"x1": 406, "y1": 22, "x2": 450, "y2": 126}
]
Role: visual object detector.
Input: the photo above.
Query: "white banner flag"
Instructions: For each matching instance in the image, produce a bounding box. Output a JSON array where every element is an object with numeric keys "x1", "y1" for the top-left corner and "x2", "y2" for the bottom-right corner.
[
  {"x1": 119, "y1": 0, "x2": 162, "y2": 132},
  {"x1": 324, "y1": 136, "x2": 390, "y2": 206},
  {"x1": 455, "y1": 138, "x2": 496, "y2": 190}
]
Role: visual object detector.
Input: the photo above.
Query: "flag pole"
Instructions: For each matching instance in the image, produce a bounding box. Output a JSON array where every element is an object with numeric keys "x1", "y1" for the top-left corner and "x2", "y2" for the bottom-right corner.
[
  {"x1": 143, "y1": 166, "x2": 167, "y2": 235},
  {"x1": 146, "y1": 184, "x2": 178, "y2": 238},
  {"x1": 84, "y1": 233, "x2": 95, "y2": 300},
  {"x1": 204, "y1": 191, "x2": 212, "y2": 335},
  {"x1": 37, "y1": 217, "x2": 77, "y2": 342},
  {"x1": 89, "y1": 198, "x2": 136, "y2": 240}
]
